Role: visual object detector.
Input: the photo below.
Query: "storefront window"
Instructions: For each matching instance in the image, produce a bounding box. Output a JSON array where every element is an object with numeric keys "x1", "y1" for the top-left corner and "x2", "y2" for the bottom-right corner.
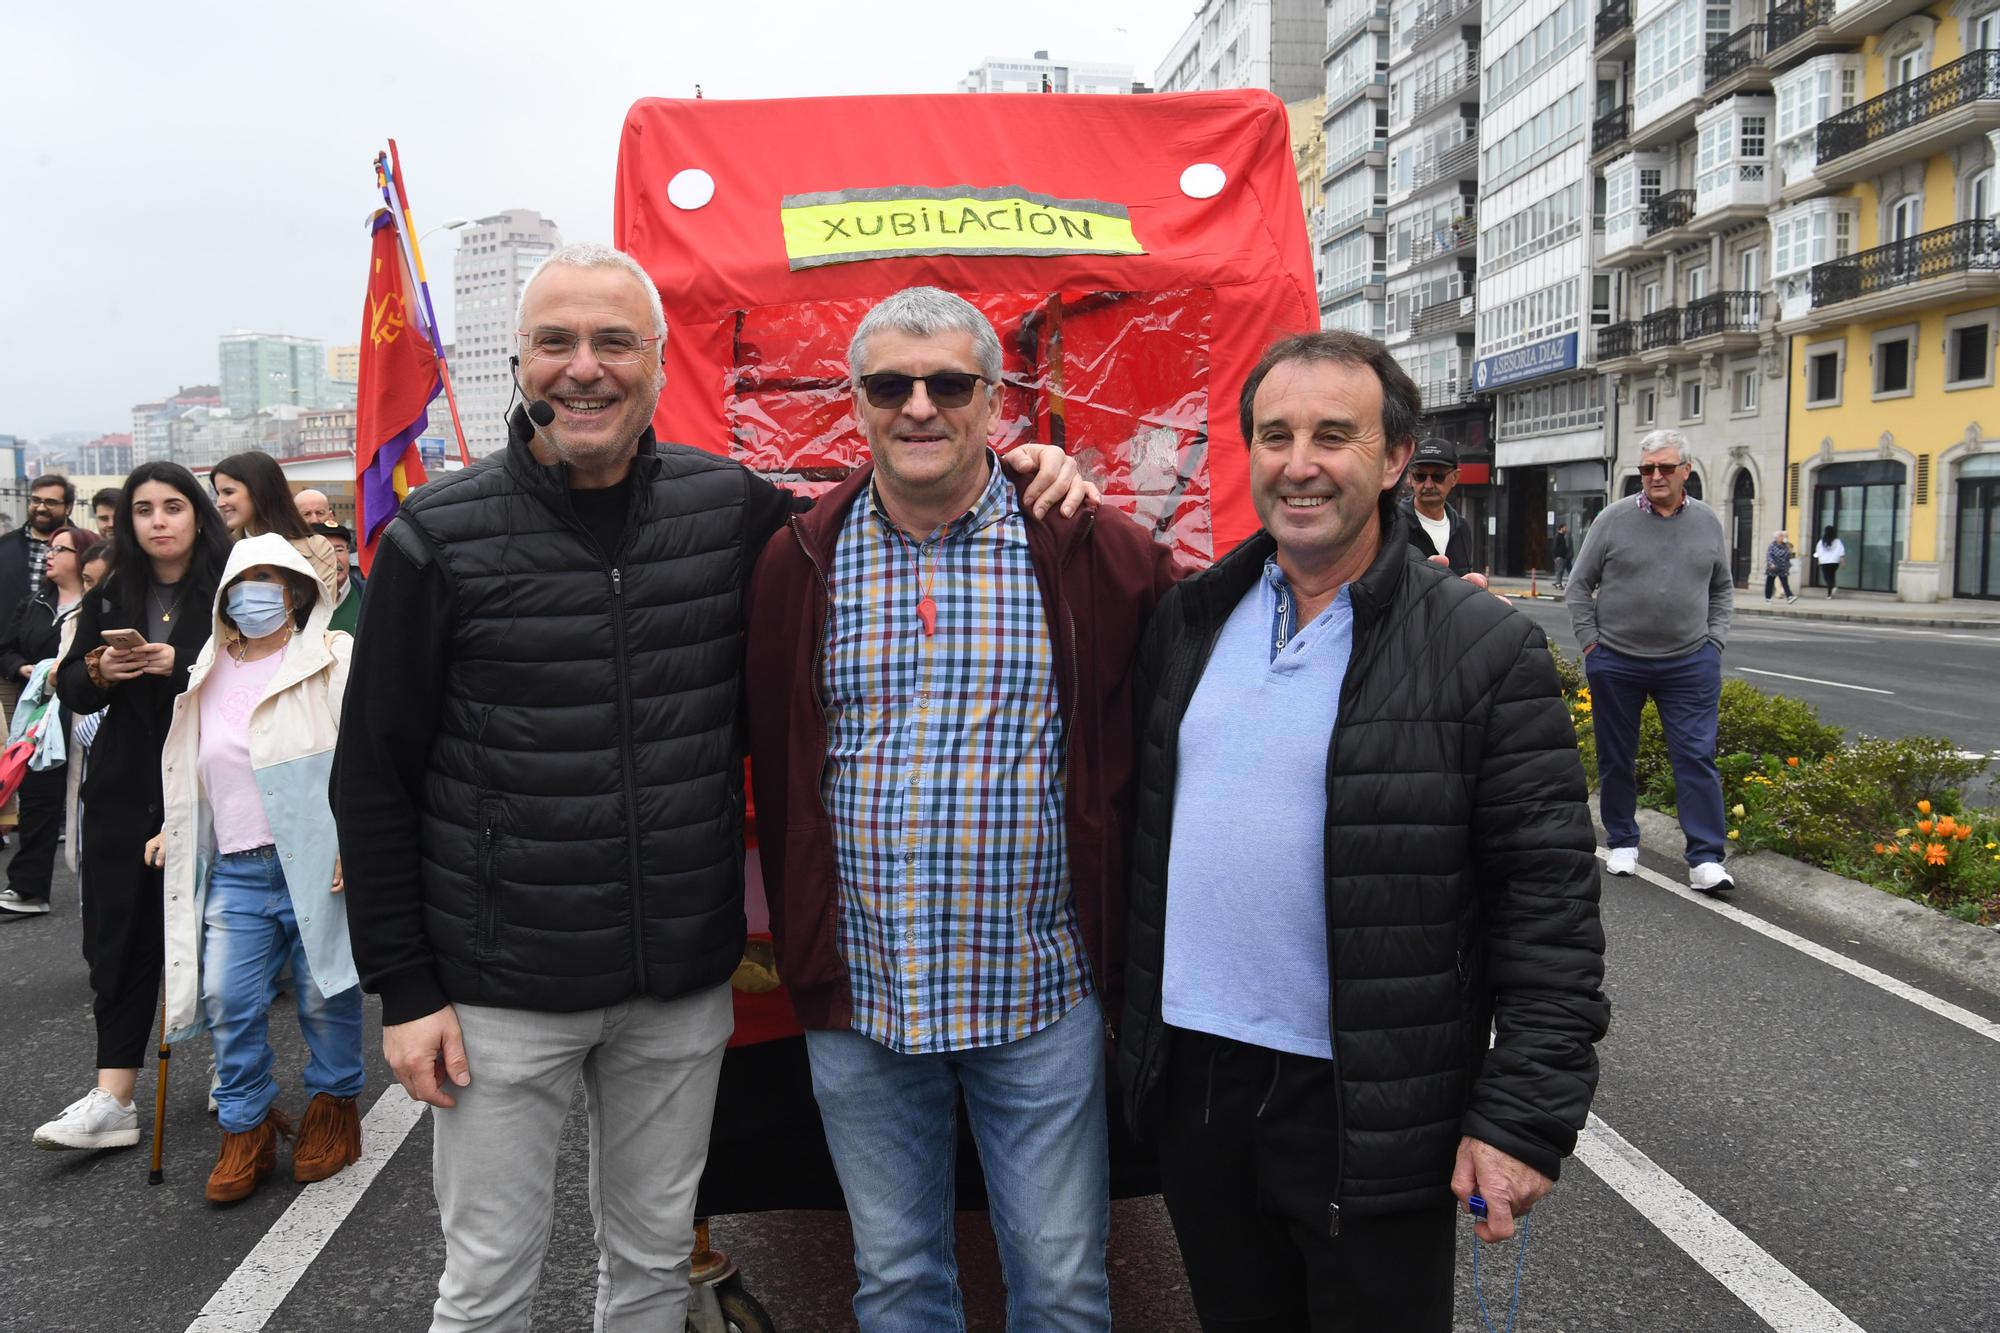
[{"x1": 1812, "y1": 459, "x2": 1906, "y2": 592}]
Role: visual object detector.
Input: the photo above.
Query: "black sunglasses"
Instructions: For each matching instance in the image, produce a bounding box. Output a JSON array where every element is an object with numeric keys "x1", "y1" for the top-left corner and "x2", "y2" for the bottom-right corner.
[
  {"x1": 857, "y1": 371, "x2": 991, "y2": 410},
  {"x1": 1636, "y1": 462, "x2": 1685, "y2": 476},
  {"x1": 1411, "y1": 467, "x2": 1454, "y2": 481}
]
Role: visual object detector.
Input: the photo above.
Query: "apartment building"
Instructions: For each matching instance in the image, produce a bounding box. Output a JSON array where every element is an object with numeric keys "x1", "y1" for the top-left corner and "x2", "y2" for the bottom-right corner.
[
  {"x1": 1385, "y1": 0, "x2": 1494, "y2": 562},
  {"x1": 1749, "y1": 0, "x2": 2000, "y2": 600},
  {"x1": 1590, "y1": 0, "x2": 1787, "y2": 588},
  {"x1": 1475, "y1": 0, "x2": 1607, "y2": 572},
  {"x1": 1317, "y1": 0, "x2": 1394, "y2": 337}
]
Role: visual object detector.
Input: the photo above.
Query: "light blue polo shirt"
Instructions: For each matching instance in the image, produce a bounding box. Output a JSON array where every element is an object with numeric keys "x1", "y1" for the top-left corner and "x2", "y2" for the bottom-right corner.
[{"x1": 1161, "y1": 560, "x2": 1351, "y2": 1060}]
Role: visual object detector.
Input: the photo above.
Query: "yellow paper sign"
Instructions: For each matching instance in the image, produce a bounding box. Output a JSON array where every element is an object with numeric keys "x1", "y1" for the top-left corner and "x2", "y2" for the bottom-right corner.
[{"x1": 780, "y1": 185, "x2": 1145, "y2": 270}]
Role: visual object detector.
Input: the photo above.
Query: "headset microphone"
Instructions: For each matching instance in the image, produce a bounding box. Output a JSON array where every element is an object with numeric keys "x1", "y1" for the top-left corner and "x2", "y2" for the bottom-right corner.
[{"x1": 509, "y1": 354, "x2": 558, "y2": 429}]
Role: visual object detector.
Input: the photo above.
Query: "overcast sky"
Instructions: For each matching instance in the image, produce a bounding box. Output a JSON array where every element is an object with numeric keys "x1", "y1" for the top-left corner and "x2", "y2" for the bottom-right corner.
[{"x1": 1, "y1": 1, "x2": 1196, "y2": 440}]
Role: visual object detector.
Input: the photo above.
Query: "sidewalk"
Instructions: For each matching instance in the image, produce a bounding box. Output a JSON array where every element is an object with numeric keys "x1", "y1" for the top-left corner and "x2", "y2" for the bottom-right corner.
[{"x1": 1488, "y1": 575, "x2": 2000, "y2": 631}]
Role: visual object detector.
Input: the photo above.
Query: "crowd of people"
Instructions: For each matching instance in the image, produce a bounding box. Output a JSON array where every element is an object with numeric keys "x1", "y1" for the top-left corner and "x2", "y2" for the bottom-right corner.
[{"x1": 6, "y1": 243, "x2": 1640, "y2": 1333}]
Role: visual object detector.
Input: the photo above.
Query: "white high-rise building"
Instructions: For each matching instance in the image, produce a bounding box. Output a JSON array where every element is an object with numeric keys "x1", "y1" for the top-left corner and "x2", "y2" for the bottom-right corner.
[
  {"x1": 1156, "y1": 0, "x2": 1328, "y2": 100},
  {"x1": 961, "y1": 51, "x2": 1135, "y2": 93},
  {"x1": 1472, "y1": 0, "x2": 1607, "y2": 571},
  {"x1": 1318, "y1": 0, "x2": 1391, "y2": 340},
  {"x1": 452, "y1": 209, "x2": 562, "y2": 457}
]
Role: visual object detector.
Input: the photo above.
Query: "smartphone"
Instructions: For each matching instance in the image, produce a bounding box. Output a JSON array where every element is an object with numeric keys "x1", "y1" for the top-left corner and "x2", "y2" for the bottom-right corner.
[{"x1": 100, "y1": 627, "x2": 148, "y2": 651}]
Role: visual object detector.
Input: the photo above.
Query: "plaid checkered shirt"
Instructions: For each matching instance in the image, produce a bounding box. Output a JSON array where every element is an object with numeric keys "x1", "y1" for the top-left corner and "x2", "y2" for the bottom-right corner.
[{"x1": 819, "y1": 455, "x2": 1091, "y2": 1055}]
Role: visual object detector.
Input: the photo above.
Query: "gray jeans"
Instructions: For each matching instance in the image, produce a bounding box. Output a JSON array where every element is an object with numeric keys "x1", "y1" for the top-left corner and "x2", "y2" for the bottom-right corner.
[{"x1": 430, "y1": 985, "x2": 733, "y2": 1332}]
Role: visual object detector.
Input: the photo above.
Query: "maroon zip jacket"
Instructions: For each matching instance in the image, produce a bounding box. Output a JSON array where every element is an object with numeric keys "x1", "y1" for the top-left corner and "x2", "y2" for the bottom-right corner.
[{"x1": 744, "y1": 459, "x2": 1180, "y2": 1036}]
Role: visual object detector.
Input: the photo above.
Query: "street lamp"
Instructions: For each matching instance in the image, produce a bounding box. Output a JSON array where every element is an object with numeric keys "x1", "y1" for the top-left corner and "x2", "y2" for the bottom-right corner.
[{"x1": 422, "y1": 217, "x2": 470, "y2": 245}]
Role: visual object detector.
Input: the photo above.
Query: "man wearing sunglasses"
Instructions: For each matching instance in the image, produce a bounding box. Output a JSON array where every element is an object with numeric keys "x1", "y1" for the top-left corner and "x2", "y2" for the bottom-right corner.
[
  {"x1": 335, "y1": 251, "x2": 1096, "y2": 1331},
  {"x1": 744, "y1": 285, "x2": 1178, "y2": 1331},
  {"x1": 1399, "y1": 437, "x2": 1473, "y2": 576},
  {"x1": 1566, "y1": 429, "x2": 1735, "y2": 893}
]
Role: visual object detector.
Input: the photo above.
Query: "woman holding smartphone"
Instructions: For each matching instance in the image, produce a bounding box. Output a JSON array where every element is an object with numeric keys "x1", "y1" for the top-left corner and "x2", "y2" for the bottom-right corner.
[{"x1": 34, "y1": 464, "x2": 230, "y2": 1152}]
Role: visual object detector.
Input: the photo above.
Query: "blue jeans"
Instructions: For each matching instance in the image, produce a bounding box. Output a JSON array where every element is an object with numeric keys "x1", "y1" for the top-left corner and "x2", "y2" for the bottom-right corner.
[
  {"x1": 804, "y1": 994, "x2": 1111, "y2": 1333},
  {"x1": 203, "y1": 847, "x2": 364, "y2": 1133},
  {"x1": 1585, "y1": 642, "x2": 1728, "y2": 866}
]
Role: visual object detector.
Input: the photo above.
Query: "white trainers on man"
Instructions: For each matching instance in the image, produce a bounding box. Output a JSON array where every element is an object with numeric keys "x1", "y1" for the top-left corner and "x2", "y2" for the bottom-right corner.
[
  {"x1": 1689, "y1": 861, "x2": 1735, "y2": 895},
  {"x1": 33, "y1": 1088, "x2": 140, "y2": 1150},
  {"x1": 1604, "y1": 847, "x2": 1639, "y2": 876}
]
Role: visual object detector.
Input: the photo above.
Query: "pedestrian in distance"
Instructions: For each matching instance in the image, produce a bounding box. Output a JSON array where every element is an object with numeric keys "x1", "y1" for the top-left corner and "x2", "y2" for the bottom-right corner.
[
  {"x1": 1552, "y1": 521, "x2": 1573, "y2": 589},
  {"x1": 1814, "y1": 524, "x2": 1846, "y2": 597},
  {"x1": 745, "y1": 286, "x2": 1178, "y2": 1333},
  {"x1": 209, "y1": 451, "x2": 342, "y2": 603},
  {"x1": 294, "y1": 488, "x2": 335, "y2": 527},
  {"x1": 311, "y1": 521, "x2": 362, "y2": 636},
  {"x1": 1765, "y1": 530, "x2": 1798, "y2": 603},
  {"x1": 0, "y1": 475, "x2": 80, "y2": 841},
  {"x1": 0, "y1": 524, "x2": 101, "y2": 916},
  {"x1": 62, "y1": 545, "x2": 113, "y2": 884},
  {"x1": 333, "y1": 244, "x2": 1093, "y2": 1332},
  {"x1": 1119, "y1": 330, "x2": 1608, "y2": 1331},
  {"x1": 147, "y1": 532, "x2": 362, "y2": 1204},
  {"x1": 1566, "y1": 429, "x2": 1737, "y2": 893},
  {"x1": 92, "y1": 488, "x2": 120, "y2": 539},
  {"x1": 35, "y1": 463, "x2": 230, "y2": 1152},
  {"x1": 1398, "y1": 437, "x2": 1478, "y2": 580}
]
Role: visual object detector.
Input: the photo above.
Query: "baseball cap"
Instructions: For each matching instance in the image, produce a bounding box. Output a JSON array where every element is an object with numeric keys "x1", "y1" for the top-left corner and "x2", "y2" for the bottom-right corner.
[{"x1": 1412, "y1": 438, "x2": 1458, "y2": 468}]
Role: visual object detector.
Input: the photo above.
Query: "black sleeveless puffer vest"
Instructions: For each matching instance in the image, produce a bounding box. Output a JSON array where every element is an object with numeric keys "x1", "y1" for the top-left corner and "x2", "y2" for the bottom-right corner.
[{"x1": 396, "y1": 419, "x2": 763, "y2": 1011}]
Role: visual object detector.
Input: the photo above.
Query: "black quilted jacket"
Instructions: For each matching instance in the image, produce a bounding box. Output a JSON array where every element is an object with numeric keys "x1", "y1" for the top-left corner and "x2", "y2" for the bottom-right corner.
[{"x1": 1117, "y1": 510, "x2": 1608, "y2": 1217}]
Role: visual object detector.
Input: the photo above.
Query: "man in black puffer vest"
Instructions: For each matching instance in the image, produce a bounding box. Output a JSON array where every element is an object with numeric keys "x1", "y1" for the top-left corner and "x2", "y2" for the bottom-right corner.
[{"x1": 1118, "y1": 331, "x2": 1608, "y2": 1331}]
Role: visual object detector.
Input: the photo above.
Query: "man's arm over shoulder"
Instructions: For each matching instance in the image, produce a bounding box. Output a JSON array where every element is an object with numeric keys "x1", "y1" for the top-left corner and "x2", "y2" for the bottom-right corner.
[
  {"x1": 1464, "y1": 613, "x2": 1609, "y2": 1180},
  {"x1": 333, "y1": 521, "x2": 454, "y2": 1025}
]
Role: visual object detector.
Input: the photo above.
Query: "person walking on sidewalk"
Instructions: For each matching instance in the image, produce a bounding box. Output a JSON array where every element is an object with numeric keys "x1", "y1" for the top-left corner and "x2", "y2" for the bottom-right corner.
[
  {"x1": 1566, "y1": 429, "x2": 1736, "y2": 893},
  {"x1": 1765, "y1": 530, "x2": 1798, "y2": 603},
  {"x1": 1552, "y1": 522, "x2": 1573, "y2": 589},
  {"x1": 1814, "y1": 525, "x2": 1846, "y2": 597},
  {"x1": 150, "y1": 533, "x2": 363, "y2": 1204}
]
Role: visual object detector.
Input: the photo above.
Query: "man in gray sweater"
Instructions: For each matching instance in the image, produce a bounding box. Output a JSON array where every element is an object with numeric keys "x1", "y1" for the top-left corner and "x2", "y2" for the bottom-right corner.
[{"x1": 1566, "y1": 429, "x2": 1736, "y2": 893}]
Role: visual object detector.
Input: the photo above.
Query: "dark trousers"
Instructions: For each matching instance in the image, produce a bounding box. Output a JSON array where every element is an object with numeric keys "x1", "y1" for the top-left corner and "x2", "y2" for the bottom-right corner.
[
  {"x1": 1763, "y1": 571, "x2": 1793, "y2": 599},
  {"x1": 1156, "y1": 1028, "x2": 1456, "y2": 1332},
  {"x1": 1818, "y1": 561, "x2": 1840, "y2": 594},
  {"x1": 79, "y1": 834, "x2": 163, "y2": 1069},
  {"x1": 1586, "y1": 641, "x2": 1727, "y2": 865},
  {"x1": 6, "y1": 764, "x2": 66, "y2": 901}
]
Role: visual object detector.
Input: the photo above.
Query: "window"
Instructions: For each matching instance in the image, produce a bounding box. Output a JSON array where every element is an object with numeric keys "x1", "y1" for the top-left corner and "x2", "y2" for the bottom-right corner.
[
  {"x1": 1687, "y1": 265, "x2": 1708, "y2": 301},
  {"x1": 1946, "y1": 310, "x2": 1996, "y2": 388},
  {"x1": 1967, "y1": 169, "x2": 1993, "y2": 222},
  {"x1": 1638, "y1": 387, "x2": 1657, "y2": 425},
  {"x1": 1592, "y1": 275, "x2": 1613, "y2": 327},
  {"x1": 1641, "y1": 280, "x2": 1661, "y2": 314},
  {"x1": 1734, "y1": 367, "x2": 1759, "y2": 413},
  {"x1": 1872, "y1": 324, "x2": 1916, "y2": 398},
  {"x1": 1889, "y1": 195, "x2": 1923, "y2": 242},
  {"x1": 1682, "y1": 378, "x2": 1705, "y2": 421},
  {"x1": 1977, "y1": 10, "x2": 2000, "y2": 49},
  {"x1": 1806, "y1": 341, "x2": 1845, "y2": 406},
  {"x1": 1739, "y1": 246, "x2": 1763, "y2": 292}
]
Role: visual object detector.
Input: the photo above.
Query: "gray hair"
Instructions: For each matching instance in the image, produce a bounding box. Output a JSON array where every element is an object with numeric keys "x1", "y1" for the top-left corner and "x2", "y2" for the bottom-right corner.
[
  {"x1": 848, "y1": 286, "x2": 1003, "y2": 385},
  {"x1": 517, "y1": 243, "x2": 667, "y2": 339},
  {"x1": 1637, "y1": 429, "x2": 1689, "y2": 465}
]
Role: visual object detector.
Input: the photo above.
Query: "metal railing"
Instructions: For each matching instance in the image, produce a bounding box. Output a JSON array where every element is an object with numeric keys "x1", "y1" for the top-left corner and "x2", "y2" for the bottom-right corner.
[
  {"x1": 1816, "y1": 49, "x2": 2000, "y2": 165},
  {"x1": 1644, "y1": 188, "x2": 1695, "y2": 235},
  {"x1": 1597, "y1": 321, "x2": 1637, "y2": 359},
  {"x1": 1595, "y1": 0, "x2": 1632, "y2": 47},
  {"x1": 1704, "y1": 23, "x2": 1767, "y2": 86},
  {"x1": 1639, "y1": 307, "x2": 1685, "y2": 351},
  {"x1": 1412, "y1": 136, "x2": 1479, "y2": 188},
  {"x1": 1411, "y1": 58, "x2": 1480, "y2": 116},
  {"x1": 1764, "y1": 0, "x2": 1832, "y2": 52},
  {"x1": 1592, "y1": 104, "x2": 1630, "y2": 154},
  {"x1": 1328, "y1": 0, "x2": 1390, "y2": 53},
  {"x1": 1409, "y1": 212, "x2": 1478, "y2": 262},
  {"x1": 1683, "y1": 290, "x2": 1763, "y2": 337},
  {"x1": 1810, "y1": 218, "x2": 2000, "y2": 307},
  {"x1": 1414, "y1": 372, "x2": 1478, "y2": 407},
  {"x1": 1413, "y1": 295, "x2": 1476, "y2": 336},
  {"x1": 1409, "y1": 0, "x2": 1478, "y2": 48}
]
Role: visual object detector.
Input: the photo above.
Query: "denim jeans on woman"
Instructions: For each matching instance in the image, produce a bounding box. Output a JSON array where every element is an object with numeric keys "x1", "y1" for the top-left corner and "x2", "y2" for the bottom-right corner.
[{"x1": 203, "y1": 846, "x2": 364, "y2": 1133}]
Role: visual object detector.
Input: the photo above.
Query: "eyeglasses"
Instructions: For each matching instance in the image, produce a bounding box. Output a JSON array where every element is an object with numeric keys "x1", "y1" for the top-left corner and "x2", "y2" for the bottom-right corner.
[
  {"x1": 1636, "y1": 462, "x2": 1685, "y2": 476},
  {"x1": 27, "y1": 498, "x2": 69, "y2": 510},
  {"x1": 856, "y1": 372, "x2": 992, "y2": 410},
  {"x1": 1410, "y1": 467, "x2": 1454, "y2": 482},
  {"x1": 516, "y1": 329, "x2": 663, "y2": 365},
  {"x1": 46, "y1": 544, "x2": 78, "y2": 557}
]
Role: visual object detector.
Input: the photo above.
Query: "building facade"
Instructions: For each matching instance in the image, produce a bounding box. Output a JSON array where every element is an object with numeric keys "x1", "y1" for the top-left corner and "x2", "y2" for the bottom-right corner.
[
  {"x1": 220, "y1": 333, "x2": 328, "y2": 417},
  {"x1": 1760, "y1": 0, "x2": 2000, "y2": 600},
  {"x1": 1158, "y1": 0, "x2": 1330, "y2": 99},
  {"x1": 1318, "y1": 0, "x2": 1393, "y2": 339},
  {"x1": 131, "y1": 386, "x2": 223, "y2": 465},
  {"x1": 452, "y1": 209, "x2": 562, "y2": 457},
  {"x1": 960, "y1": 52, "x2": 1136, "y2": 93}
]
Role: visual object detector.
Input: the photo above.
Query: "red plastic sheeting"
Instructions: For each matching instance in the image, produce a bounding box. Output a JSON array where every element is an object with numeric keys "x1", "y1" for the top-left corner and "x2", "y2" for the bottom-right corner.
[{"x1": 612, "y1": 89, "x2": 1319, "y2": 559}]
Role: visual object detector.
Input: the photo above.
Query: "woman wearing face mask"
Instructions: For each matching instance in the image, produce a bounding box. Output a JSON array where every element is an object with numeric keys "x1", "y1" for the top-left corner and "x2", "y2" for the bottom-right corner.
[
  {"x1": 38, "y1": 464, "x2": 230, "y2": 1152},
  {"x1": 211, "y1": 451, "x2": 342, "y2": 601},
  {"x1": 148, "y1": 532, "x2": 362, "y2": 1203},
  {"x1": 0, "y1": 525, "x2": 102, "y2": 915}
]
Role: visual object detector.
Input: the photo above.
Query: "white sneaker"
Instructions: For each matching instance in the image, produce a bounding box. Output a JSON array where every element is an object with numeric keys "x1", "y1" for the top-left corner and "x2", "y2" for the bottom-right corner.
[
  {"x1": 1689, "y1": 861, "x2": 1735, "y2": 895},
  {"x1": 0, "y1": 888, "x2": 50, "y2": 914},
  {"x1": 33, "y1": 1088, "x2": 139, "y2": 1151},
  {"x1": 1604, "y1": 847, "x2": 1639, "y2": 876}
]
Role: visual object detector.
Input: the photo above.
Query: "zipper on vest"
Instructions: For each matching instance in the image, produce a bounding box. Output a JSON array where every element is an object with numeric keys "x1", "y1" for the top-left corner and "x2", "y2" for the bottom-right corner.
[{"x1": 609, "y1": 564, "x2": 648, "y2": 992}]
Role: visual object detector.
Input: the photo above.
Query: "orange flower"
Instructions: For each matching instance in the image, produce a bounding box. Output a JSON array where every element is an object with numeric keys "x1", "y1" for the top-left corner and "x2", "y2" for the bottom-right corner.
[
  {"x1": 1916, "y1": 799, "x2": 1932, "y2": 815},
  {"x1": 1925, "y1": 842, "x2": 1948, "y2": 866},
  {"x1": 1786, "y1": 756, "x2": 1800, "y2": 767},
  {"x1": 1936, "y1": 816, "x2": 1958, "y2": 836},
  {"x1": 1916, "y1": 820, "x2": 1933, "y2": 835},
  {"x1": 1955, "y1": 826, "x2": 1973, "y2": 841},
  {"x1": 1873, "y1": 843, "x2": 1888, "y2": 854}
]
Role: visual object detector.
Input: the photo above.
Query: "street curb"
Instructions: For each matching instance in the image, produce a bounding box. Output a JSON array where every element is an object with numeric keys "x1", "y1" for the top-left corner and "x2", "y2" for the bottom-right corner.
[
  {"x1": 1626, "y1": 805, "x2": 2000, "y2": 1007},
  {"x1": 1488, "y1": 584, "x2": 2000, "y2": 631}
]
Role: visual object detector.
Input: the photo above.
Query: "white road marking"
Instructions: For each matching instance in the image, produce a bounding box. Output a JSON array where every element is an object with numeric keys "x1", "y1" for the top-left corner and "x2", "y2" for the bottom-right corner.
[
  {"x1": 1574, "y1": 1115, "x2": 1866, "y2": 1332},
  {"x1": 184, "y1": 1088, "x2": 427, "y2": 1332},
  {"x1": 1606, "y1": 851, "x2": 2000, "y2": 1046},
  {"x1": 1730, "y1": 667, "x2": 1894, "y2": 695}
]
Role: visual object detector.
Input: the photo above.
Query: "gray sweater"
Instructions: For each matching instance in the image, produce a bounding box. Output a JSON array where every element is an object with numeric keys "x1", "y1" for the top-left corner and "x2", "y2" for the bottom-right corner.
[{"x1": 1565, "y1": 496, "x2": 1733, "y2": 658}]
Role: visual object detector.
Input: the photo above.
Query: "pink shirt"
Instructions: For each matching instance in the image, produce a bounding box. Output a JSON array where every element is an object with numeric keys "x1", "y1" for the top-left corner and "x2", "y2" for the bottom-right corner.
[{"x1": 198, "y1": 645, "x2": 288, "y2": 853}]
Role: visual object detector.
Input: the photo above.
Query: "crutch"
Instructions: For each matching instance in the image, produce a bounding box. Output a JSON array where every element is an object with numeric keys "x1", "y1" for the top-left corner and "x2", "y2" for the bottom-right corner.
[{"x1": 149, "y1": 982, "x2": 171, "y2": 1184}]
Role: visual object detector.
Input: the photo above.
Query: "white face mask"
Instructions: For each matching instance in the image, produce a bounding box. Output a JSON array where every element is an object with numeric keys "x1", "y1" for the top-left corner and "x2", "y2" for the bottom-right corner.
[{"x1": 227, "y1": 582, "x2": 290, "y2": 639}]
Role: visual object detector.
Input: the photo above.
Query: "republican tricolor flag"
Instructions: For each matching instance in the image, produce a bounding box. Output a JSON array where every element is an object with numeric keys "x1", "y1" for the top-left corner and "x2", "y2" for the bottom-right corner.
[{"x1": 353, "y1": 207, "x2": 438, "y2": 571}]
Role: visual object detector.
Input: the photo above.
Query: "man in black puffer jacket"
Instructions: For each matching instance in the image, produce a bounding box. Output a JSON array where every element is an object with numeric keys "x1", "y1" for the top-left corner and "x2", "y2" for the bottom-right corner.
[{"x1": 1118, "y1": 331, "x2": 1607, "y2": 1331}]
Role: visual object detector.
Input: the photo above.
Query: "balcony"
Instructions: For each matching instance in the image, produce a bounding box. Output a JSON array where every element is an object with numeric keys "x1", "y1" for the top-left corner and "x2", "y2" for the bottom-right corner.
[
  {"x1": 1327, "y1": 0, "x2": 1389, "y2": 55},
  {"x1": 1408, "y1": 212, "x2": 1478, "y2": 263},
  {"x1": 1763, "y1": 0, "x2": 1834, "y2": 61},
  {"x1": 1643, "y1": 189, "x2": 1695, "y2": 239},
  {"x1": 1639, "y1": 307, "x2": 1686, "y2": 352},
  {"x1": 1323, "y1": 137, "x2": 1389, "y2": 184},
  {"x1": 1808, "y1": 219, "x2": 2000, "y2": 316},
  {"x1": 1683, "y1": 291, "x2": 1763, "y2": 346},
  {"x1": 1694, "y1": 158, "x2": 1777, "y2": 227},
  {"x1": 1591, "y1": 104, "x2": 1630, "y2": 157},
  {"x1": 1595, "y1": 0, "x2": 1633, "y2": 55},
  {"x1": 1411, "y1": 137, "x2": 1479, "y2": 190},
  {"x1": 1596, "y1": 321, "x2": 1638, "y2": 362},
  {"x1": 1414, "y1": 372, "x2": 1480, "y2": 409},
  {"x1": 1411, "y1": 59, "x2": 1480, "y2": 119},
  {"x1": 1703, "y1": 24, "x2": 1768, "y2": 92},
  {"x1": 1408, "y1": 0, "x2": 1480, "y2": 51},
  {"x1": 1413, "y1": 293, "x2": 1476, "y2": 336},
  {"x1": 1814, "y1": 49, "x2": 2000, "y2": 187}
]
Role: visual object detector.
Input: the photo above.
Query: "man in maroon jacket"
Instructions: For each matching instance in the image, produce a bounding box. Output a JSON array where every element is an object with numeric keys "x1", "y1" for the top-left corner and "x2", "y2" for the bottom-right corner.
[{"x1": 745, "y1": 286, "x2": 1177, "y2": 1331}]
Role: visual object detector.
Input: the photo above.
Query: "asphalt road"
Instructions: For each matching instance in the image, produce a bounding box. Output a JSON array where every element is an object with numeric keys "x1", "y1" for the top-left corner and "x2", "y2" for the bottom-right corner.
[{"x1": 7, "y1": 836, "x2": 1999, "y2": 1331}]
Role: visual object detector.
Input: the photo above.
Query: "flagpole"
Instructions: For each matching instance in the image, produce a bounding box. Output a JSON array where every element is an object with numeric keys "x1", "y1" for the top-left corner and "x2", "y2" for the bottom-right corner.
[{"x1": 380, "y1": 142, "x2": 474, "y2": 466}]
